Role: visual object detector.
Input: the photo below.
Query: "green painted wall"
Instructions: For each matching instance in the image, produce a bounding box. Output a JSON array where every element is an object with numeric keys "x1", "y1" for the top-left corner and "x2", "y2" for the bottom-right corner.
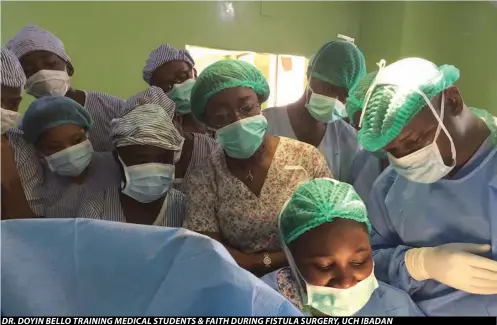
[
  {"x1": 1, "y1": 1, "x2": 361, "y2": 112},
  {"x1": 1, "y1": 1, "x2": 496, "y2": 114},
  {"x1": 357, "y1": 2, "x2": 497, "y2": 114}
]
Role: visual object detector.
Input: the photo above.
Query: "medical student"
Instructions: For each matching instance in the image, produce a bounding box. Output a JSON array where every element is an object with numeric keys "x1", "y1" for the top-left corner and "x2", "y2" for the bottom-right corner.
[
  {"x1": 108, "y1": 86, "x2": 187, "y2": 226},
  {"x1": 1, "y1": 218, "x2": 304, "y2": 316},
  {"x1": 1, "y1": 48, "x2": 36, "y2": 219},
  {"x1": 142, "y1": 44, "x2": 218, "y2": 191},
  {"x1": 7, "y1": 96, "x2": 121, "y2": 218},
  {"x1": 355, "y1": 57, "x2": 497, "y2": 315},
  {"x1": 263, "y1": 40, "x2": 366, "y2": 181},
  {"x1": 7, "y1": 24, "x2": 125, "y2": 152},
  {"x1": 261, "y1": 178, "x2": 424, "y2": 316}
]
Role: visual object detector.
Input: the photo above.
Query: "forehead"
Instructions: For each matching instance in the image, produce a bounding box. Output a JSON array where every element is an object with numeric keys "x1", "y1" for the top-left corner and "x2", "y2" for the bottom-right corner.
[
  {"x1": 309, "y1": 77, "x2": 348, "y2": 96},
  {"x1": 118, "y1": 144, "x2": 171, "y2": 156},
  {"x1": 1, "y1": 85, "x2": 23, "y2": 98},
  {"x1": 205, "y1": 87, "x2": 257, "y2": 113},
  {"x1": 152, "y1": 61, "x2": 191, "y2": 80},
  {"x1": 40, "y1": 124, "x2": 84, "y2": 143},
  {"x1": 19, "y1": 50, "x2": 63, "y2": 66}
]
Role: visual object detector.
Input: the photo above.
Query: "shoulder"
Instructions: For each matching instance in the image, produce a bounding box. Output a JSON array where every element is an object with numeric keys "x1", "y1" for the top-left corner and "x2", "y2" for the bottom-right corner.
[
  {"x1": 193, "y1": 133, "x2": 220, "y2": 153},
  {"x1": 84, "y1": 90, "x2": 126, "y2": 108},
  {"x1": 370, "y1": 166, "x2": 398, "y2": 198},
  {"x1": 278, "y1": 136, "x2": 320, "y2": 154}
]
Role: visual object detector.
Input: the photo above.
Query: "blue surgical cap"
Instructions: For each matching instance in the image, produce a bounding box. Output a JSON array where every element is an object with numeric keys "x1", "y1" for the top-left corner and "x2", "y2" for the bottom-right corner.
[{"x1": 22, "y1": 96, "x2": 92, "y2": 144}]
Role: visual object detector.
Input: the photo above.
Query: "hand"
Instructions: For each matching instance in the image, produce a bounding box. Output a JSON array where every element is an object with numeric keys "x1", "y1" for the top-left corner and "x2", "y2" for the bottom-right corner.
[{"x1": 405, "y1": 243, "x2": 497, "y2": 295}]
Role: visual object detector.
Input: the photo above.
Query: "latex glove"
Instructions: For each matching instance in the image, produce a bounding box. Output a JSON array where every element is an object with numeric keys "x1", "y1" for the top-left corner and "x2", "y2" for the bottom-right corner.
[{"x1": 405, "y1": 243, "x2": 497, "y2": 295}]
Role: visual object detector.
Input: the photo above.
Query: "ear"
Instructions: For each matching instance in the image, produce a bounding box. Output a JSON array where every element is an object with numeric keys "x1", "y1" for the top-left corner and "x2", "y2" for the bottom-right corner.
[
  {"x1": 193, "y1": 68, "x2": 198, "y2": 79},
  {"x1": 66, "y1": 62, "x2": 75, "y2": 77},
  {"x1": 444, "y1": 86, "x2": 463, "y2": 116}
]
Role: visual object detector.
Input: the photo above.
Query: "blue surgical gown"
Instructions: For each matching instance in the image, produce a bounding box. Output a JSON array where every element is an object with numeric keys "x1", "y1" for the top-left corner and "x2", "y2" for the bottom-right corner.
[
  {"x1": 368, "y1": 139, "x2": 497, "y2": 316},
  {"x1": 260, "y1": 268, "x2": 424, "y2": 316},
  {"x1": 348, "y1": 149, "x2": 383, "y2": 205},
  {"x1": 1, "y1": 219, "x2": 304, "y2": 316},
  {"x1": 263, "y1": 106, "x2": 360, "y2": 181}
]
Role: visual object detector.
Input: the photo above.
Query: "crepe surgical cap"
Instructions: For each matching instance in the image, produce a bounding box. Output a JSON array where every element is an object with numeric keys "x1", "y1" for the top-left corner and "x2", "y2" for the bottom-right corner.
[
  {"x1": 308, "y1": 40, "x2": 366, "y2": 90},
  {"x1": 346, "y1": 71, "x2": 378, "y2": 123},
  {"x1": 21, "y1": 96, "x2": 92, "y2": 144},
  {"x1": 6, "y1": 25, "x2": 73, "y2": 74},
  {"x1": 357, "y1": 58, "x2": 460, "y2": 152},
  {"x1": 190, "y1": 59, "x2": 270, "y2": 124},
  {"x1": 280, "y1": 178, "x2": 370, "y2": 245},
  {"x1": 142, "y1": 44, "x2": 195, "y2": 85},
  {"x1": 1, "y1": 48, "x2": 26, "y2": 88},
  {"x1": 111, "y1": 86, "x2": 184, "y2": 151}
]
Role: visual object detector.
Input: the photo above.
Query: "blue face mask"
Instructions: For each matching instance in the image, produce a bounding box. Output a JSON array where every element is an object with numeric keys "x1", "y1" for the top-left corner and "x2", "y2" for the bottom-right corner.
[
  {"x1": 215, "y1": 114, "x2": 268, "y2": 159},
  {"x1": 305, "y1": 91, "x2": 347, "y2": 123},
  {"x1": 119, "y1": 156, "x2": 175, "y2": 203},
  {"x1": 168, "y1": 79, "x2": 196, "y2": 115},
  {"x1": 45, "y1": 139, "x2": 94, "y2": 177}
]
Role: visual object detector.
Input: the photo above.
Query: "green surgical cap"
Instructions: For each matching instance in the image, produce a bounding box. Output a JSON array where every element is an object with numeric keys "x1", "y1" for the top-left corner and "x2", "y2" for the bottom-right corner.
[
  {"x1": 280, "y1": 178, "x2": 370, "y2": 245},
  {"x1": 346, "y1": 71, "x2": 378, "y2": 123},
  {"x1": 358, "y1": 58, "x2": 460, "y2": 152},
  {"x1": 190, "y1": 59, "x2": 270, "y2": 124},
  {"x1": 308, "y1": 40, "x2": 366, "y2": 90},
  {"x1": 22, "y1": 96, "x2": 92, "y2": 144}
]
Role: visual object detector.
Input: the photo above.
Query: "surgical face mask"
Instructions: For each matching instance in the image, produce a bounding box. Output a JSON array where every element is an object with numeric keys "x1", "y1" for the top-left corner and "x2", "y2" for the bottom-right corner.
[
  {"x1": 119, "y1": 156, "x2": 175, "y2": 204},
  {"x1": 304, "y1": 267, "x2": 379, "y2": 316},
  {"x1": 25, "y1": 69, "x2": 70, "y2": 98},
  {"x1": 169, "y1": 79, "x2": 195, "y2": 115},
  {"x1": 387, "y1": 93, "x2": 456, "y2": 184},
  {"x1": 215, "y1": 114, "x2": 268, "y2": 159},
  {"x1": 1, "y1": 108, "x2": 21, "y2": 135},
  {"x1": 45, "y1": 139, "x2": 94, "y2": 177},
  {"x1": 305, "y1": 91, "x2": 347, "y2": 123}
]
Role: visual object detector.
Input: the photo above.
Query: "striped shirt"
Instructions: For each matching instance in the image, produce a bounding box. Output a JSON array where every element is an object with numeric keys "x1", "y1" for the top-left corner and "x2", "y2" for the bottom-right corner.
[
  {"x1": 84, "y1": 91, "x2": 126, "y2": 152},
  {"x1": 174, "y1": 132, "x2": 219, "y2": 193},
  {"x1": 7, "y1": 128, "x2": 186, "y2": 226}
]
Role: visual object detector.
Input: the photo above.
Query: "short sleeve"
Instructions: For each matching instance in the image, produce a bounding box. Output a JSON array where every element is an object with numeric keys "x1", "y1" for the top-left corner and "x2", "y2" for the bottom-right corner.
[
  {"x1": 183, "y1": 164, "x2": 219, "y2": 233},
  {"x1": 310, "y1": 147, "x2": 333, "y2": 179}
]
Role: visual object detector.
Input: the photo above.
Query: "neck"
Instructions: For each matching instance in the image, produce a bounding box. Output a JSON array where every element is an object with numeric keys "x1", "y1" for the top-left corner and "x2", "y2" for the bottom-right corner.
[
  {"x1": 65, "y1": 87, "x2": 86, "y2": 106},
  {"x1": 452, "y1": 108, "x2": 491, "y2": 167},
  {"x1": 66, "y1": 168, "x2": 89, "y2": 185}
]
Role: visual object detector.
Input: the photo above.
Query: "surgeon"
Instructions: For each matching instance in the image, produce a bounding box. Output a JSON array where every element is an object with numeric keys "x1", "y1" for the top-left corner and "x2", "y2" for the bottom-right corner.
[
  {"x1": 142, "y1": 44, "x2": 219, "y2": 190},
  {"x1": 345, "y1": 70, "x2": 389, "y2": 204},
  {"x1": 263, "y1": 40, "x2": 366, "y2": 181},
  {"x1": 355, "y1": 57, "x2": 497, "y2": 315},
  {"x1": 1, "y1": 218, "x2": 304, "y2": 316},
  {"x1": 1, "y1": 48, "x2": 36, "y2": 219},
  {"x1": 7, "y1": 24, "x2": 125, "y2": 152},
  {"x1": 8, "y1": 96, "x2": 121, "y2": 218},
  {"x1": 261, "y1": 178, "x2": 424, "y2": 316},
  {"x1": 109, "y1": 86, "x2": 187, "y2": 226}
]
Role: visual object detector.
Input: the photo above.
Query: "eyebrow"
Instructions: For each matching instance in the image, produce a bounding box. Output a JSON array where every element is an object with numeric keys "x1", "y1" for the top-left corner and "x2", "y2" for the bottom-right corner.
[{"x1": 304, "y1": 246, "x2": 370, "y2": 259}]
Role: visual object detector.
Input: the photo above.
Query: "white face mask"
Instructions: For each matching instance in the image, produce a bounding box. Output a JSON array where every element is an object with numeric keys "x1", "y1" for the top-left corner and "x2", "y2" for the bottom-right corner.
[
  {"x1": 45, "y1": 139, "x2": 94, "y2": 177},
  {"x1": 304, "y1": 268, "x2": 379, "y2": 316},
  {"x1": 387, "y1": 93, "x2": 456, "y2": 184},
  {"x1": 305, "y1": 91, "x2": 346, "y2": 123},
  {"x1": 1, "y1": 108, "x2": 21, "y2": 135},
  {"x1": 25, "y1": 69, "x2": 70, "y2": 98},
  {"x1": 119, "y1": 155, "x2": 175, "y2": 204}
]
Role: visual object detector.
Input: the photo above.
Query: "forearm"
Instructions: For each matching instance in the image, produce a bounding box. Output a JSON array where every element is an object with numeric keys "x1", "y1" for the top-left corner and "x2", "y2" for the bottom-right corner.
[
  {"x1": 1, "y1": 183, "x2": 37, "y2": 219},
  {"x1": 200, "y1": 232, "x2": 287, "y2": 275}
]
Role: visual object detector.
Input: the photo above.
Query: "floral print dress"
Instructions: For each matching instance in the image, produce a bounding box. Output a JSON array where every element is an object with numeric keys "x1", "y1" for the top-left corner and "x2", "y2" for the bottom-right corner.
[{"x1": 183, "y1": 136, "x2": 332, "y2": 253}]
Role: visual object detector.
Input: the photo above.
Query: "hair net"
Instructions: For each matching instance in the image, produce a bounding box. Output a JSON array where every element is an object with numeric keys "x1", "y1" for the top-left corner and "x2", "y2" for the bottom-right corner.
[
  {"x1": 357, "y1": 58, "x2": 460, "y2": 152},
  {"x1": 346, "y1": 71, "x2": 378, "y2": 123},
  {"x1": 190, "y1": 59, "x2": 270, "y2": 124},
  {"x1": 21, "y1": 96, "x2": 92, "y2": 144},
  {"x1": 307, "y1": 40, "x2": 366, "y2": 90},
  {"x1": 142, "y1": 44, "x2": 195, "y2": 85},
  {"x1": 111, "y1": 86, "x2": 184, "y2": 151},
  {"x1": 6, "y1": 25, "x2": 73, "y2": 75},
  {"x1": 280, "y1": 178, "x2": 370, "y2": 245},
  {"x1": 1, "y1": 48, "x2": 26, "y2": 88}
]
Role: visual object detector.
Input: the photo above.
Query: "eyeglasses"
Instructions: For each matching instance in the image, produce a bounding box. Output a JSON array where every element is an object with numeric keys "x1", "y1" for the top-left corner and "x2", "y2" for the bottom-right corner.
[{"x1": 209, "y1": 103, "x2": 260, "y2": 129}]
